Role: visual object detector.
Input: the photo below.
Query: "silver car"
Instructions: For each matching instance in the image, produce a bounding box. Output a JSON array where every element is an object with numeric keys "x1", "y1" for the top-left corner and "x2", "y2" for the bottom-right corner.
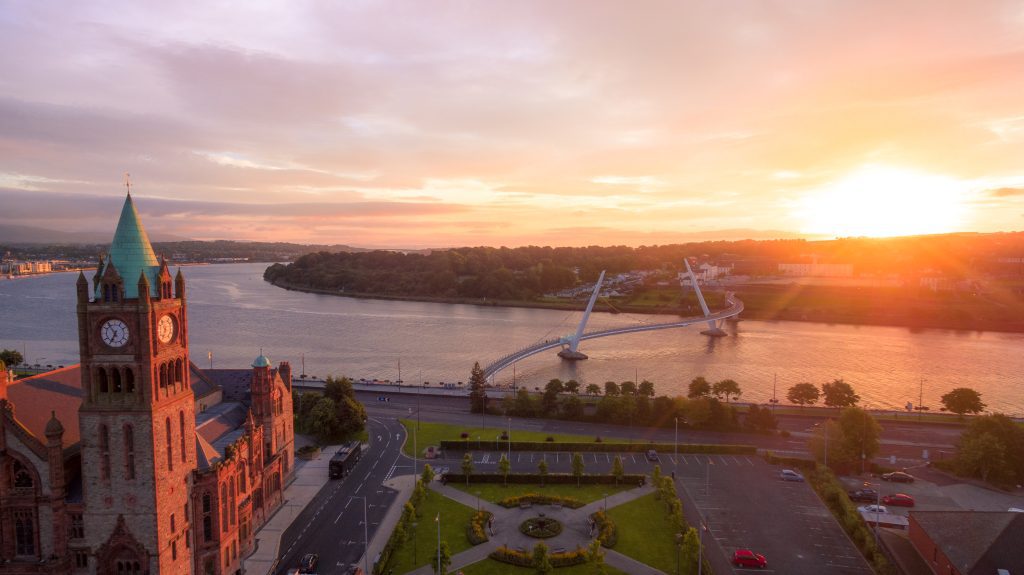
[{"x1": 779, "y1": 469, "x2": 805, "y2": 482}]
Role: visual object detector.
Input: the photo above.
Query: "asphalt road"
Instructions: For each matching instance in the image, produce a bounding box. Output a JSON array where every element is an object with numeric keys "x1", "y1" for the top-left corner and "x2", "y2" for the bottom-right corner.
[{"x1": 274, "y1": 416, "x2": 410, "y2": 575}]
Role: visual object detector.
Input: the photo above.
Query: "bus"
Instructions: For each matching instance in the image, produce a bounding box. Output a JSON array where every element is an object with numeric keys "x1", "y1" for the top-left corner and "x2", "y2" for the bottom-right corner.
[{"x1": 329, "y1": 441, "x2": 362, "y2": 479}]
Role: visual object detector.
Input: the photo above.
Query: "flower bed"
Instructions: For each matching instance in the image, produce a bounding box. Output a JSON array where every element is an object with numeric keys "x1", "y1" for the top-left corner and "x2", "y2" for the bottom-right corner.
[
  {"x1": 519, "y1": 516, "x2": 563, "y2": 538},
  {"x1": 467, "y1": 510, "x2": 492, "y2": 545},
  {"x1": 590, "y1": 510, "x2": 618, "y2": 548},
  {"x1": 490, "y1": 545, "x2": 587, "y2": 568},
  {"x1": 497, "y1": 493, "x2": 585, "y2": 509}
]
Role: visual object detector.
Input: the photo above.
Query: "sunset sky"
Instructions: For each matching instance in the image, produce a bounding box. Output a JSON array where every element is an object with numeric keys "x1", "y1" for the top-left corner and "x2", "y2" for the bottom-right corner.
[{"x1": 2, "y1": 1, "x2": 1024, "y2": 248}]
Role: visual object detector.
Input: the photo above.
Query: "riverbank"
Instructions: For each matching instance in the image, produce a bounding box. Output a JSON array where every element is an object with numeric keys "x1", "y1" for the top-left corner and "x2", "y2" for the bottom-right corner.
[{"x1": 267, "y1": 278, "x2": 1024, "y2": 334}]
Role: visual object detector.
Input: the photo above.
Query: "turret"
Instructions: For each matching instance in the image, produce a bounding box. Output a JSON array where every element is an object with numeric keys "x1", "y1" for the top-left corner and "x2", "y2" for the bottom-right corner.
[
  {"x1": 45, "y1": 411, "x2": 68, "y2": 558},
  {"x1": 77, "y1": 271, "x2": 89, "y2": 304},
  {"x1": 137, "y1": 270, "x2": 151, "y2": 308},
  {"x1": 175, "y1": 268, "x2": 186, "y2": 300}
]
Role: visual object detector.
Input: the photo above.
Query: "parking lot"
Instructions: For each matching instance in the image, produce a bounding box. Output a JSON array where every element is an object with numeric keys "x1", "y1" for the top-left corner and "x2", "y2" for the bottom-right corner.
[
  {"x1": 839, "y1": 469, "x2": 1024, "y2": 516},
  {"x1": 676, "y1": 458, "x2": 873, "y2": 575}
]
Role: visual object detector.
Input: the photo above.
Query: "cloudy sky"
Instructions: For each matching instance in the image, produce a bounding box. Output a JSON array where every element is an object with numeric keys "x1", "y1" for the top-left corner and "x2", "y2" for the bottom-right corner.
[{"x1": 2, "y1": 1, "x2": 1024, "y2": 248}]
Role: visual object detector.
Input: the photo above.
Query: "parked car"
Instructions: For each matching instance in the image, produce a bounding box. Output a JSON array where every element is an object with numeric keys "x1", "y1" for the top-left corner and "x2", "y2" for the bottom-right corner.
[
  {"x1": 881, "y1": 471, "x2": 915, "y2": 483},
  {"x1": 779, "y1": 469, "x2": 804, "y2": 482},
  {"x1": 857, "y1": 504, "x2": 888, "y2": 514},
  {"x1": 883, "y1": 493, "x2": 915, "y2": 507},
  {"x1": 646, "y1": 450, "x2": 660, "y2": 462},
  {"x1": 299, "y1": 554, "x2": 318, "y2": 574},
  {"x1": 732, "y1": 549, "x2": 767, "y2": 568},
  {"x1": 847, "y1": 488, "x2": 879, "y2": 502}
]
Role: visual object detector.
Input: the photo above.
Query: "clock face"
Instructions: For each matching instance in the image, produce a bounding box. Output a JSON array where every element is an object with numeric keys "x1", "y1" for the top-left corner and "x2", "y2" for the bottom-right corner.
[
  {"x1": 100, "y1": 319, "x2": 130, "y2": 348},
  {"x1": 157, "y1": 315, "x2": 176, "y2": 343}
]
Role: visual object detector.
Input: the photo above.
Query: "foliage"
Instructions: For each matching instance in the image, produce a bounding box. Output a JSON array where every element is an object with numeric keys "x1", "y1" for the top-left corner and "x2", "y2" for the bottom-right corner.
[
  {"x1": 809, "y1": 407, "x2": 881, "y2": 472},
  {"x1": 564, "y1": 379, "x2": 580, "y2": 394},
  {"x1": 0, "y1": 349, "x2": 24, "y2": 367},
  {"x1": 952, "y1": 414, "x2": 1024, "y2": 486},
  {"x1": 586, "y1": 538, "x2": 606, "y2": 575},
  {"x1": 520, "y1": 517, "x2": 563, "y2": 539},
  {"x1": 743, "y1": 404, "x2": 778, "y2": 433},
  {"x1": 496, "y1": 493, "x2": 586, "y2": 509},
  {"x1": 787, "y1": 382, "x2": 820, "y2": 408},
  {"x1": 440, "y1": 439, "x2": 756, "y2": 454},
  {"x1": 590, "y1": 510, "x2": 618, "y2": 547},
  {"x1": 533, "y1": 542, "x2": 553, "y2": 574},
  {"x1": 499, "y1": 453, "x2": 511, "y2": 486},
  {"x1": 572, "y1": 452, "x2": 585, "y2": 486},
  {"x1": 467, "y1": 510, "x2": 492, "y2": 545},
  {"x1": 537, "y1": 459, "x2": 548, "y2": 485},
  {"x1": 489, "y1": 546, "x2": 589, "y2": 569},
  {"x1": 422, "y1": 463, "x2": 435, "y2": 485},
  {"x1": 687, "y1": 376, "x2": 710, "y2": 399},
  {"x1": 611, "y1": 456, "x2": 624, "y2": 485},
  {"x1": 462, "y1": 453, "x2": 474, "y2": 486},
  {"x1": 585, "y1": 383, "x2": 601, "y2": 396},
  {"x1": 469, "y1": 362, "x2": 487, "y2": 414},
  {"x1": 822, "y1": 379, "x2": 860, "y2": 408},
  {"x1": 712, "y1": 378, "x2": 741, "y2": 402},
  {"x1": 432, "y1": 540, "x2": 451, "y2": 575},
  {"x1": 603, "y1": 381, "x2": 619, "y2": 396},
  {"x1": 637, "y1": 380, "x2": 655, "y2": 398},
  {"x1": 619, "y1": 380, "x2": 637, "y2": 396},
  {"x1": 940, "y1": 387, "x2": 986, "y2": 417}
]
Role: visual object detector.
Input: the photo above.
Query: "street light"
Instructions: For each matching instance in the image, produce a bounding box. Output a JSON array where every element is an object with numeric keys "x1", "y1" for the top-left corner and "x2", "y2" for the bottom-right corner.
[
  {"x1": 507, "y1": 417, "x2": 512, "y2": 462},
  {"x1": 863, "y1": 480, "x2": 882, "y2": 549},
  {"x1": 674, "y1": 417, "x2": 678, "y2": 464},
  {"x1": 349, "y1": 496, "x2": 370, "y2": 575},
  {"x1": 603, "y1": 492, "x2": 608, "y2": 512}
]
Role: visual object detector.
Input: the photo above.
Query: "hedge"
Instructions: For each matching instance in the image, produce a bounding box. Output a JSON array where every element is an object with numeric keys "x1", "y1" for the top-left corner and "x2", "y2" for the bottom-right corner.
[
  {"x1": 497, "y1": 493, "x2": 585, "y2": 509},
  {"x1": 467, "y1": 510, "x2": 492, "y2": 545},
  {"x1": 442, "y1": 472, "x2": 646, "y2": 486},
  {"x1": 440, "y1": 440, "x2": 756, "y2": 454},
  {"x1": 489, "y1": 545, "x2": 588, "y2": 568}
]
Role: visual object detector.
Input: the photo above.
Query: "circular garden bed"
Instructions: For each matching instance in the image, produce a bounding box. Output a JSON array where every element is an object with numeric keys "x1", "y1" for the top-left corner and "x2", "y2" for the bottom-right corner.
[{"x1": 519, "y1": 516, "x2": 563, "y2": 539}]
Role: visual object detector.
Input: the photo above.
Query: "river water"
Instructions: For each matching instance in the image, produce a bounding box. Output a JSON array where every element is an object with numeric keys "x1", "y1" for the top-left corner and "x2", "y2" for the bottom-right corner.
[{"x1": 2, "y1": 263, "x2": 1022, "y2": 415}]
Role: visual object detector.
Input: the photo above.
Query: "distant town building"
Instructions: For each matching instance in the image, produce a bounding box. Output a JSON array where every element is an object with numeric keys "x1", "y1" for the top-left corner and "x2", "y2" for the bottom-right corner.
[
  {"x1": 679, "y1": 263, "x2": 731, "y2": 286},
  {"x1": 777, "y1": 262, "x2": 853, "y2": 277}
]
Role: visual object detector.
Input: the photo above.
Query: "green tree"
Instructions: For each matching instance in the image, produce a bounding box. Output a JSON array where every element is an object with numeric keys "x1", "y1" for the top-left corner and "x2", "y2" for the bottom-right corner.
[
  {"x1": 955, "y1": 432, "x2": 1010, "y2": 483},
  {"x1": 499, "y1": 453, "x2": 511, "y2": 487},
  {"x1": 638, "y1": 380, "x2": 655, "y2": 398},
  {"x1": 538, "y1": 459, "x2": 548, "y2": 486},
  {"x1": 941, "y1": 387, "x2": 986, "y2": 417},
  {"x1": 542, "y1": 379, "x2": 564, "y2": 416},
  {"x1": 532, "y1": 542, "x2": 552, "y2": 574},
  {"x1": 603, "y1": 381, "x2": 620, "y2": 396},
  {"x1": 334, "y1": 395, "x2": 367, "y2": 438},
  {"x1": 611, "y1": 456, "x2": 624, "y2": 485},
  {"x1": 619, "y1": 380, "x2": 637, "y2": 396},
  {"x1": 680, "y1": 526, "x2": 701, "y2": 574},
  {"x1": 432, "y1": 539, "x2": 451, "y2": 575},
  {"x1": 469, "y1": 361, "x2": 487, "y2": 414},
  {"x1": 585, "y1": 383, "x2": 601, "y2": 396},
  {"x1": 810, "y1": 407, "x2": 880, "y2": 471},
  {"x1": 421, "y1": 463, "x2": 435, "y2": 484},
  {"x1": 822, "y1": 379, "x2": 859, "y2": 408},
  {"x1": 687, "y1": 376, "x2": 711, "y2": 399},
  {"x1": 564, "y1": 379, "x2": 580, "y2": 394},
  {"x1": 572, "y1": 452, "x2": 586, "y2": 487},
  {"x1": 744, "y1": 404, "x2": 778, "y2": 433},
  {"x1": 462, "y1": 452, "x2": 474, "y2": 486},
  {"x1": 514, "y1": 388, "x2": 536, "y2": 417},
  {"x1": 323, "y1": 375, "x2": 354, "y2": 403},
  {"x1": 560, "y1": 395, "x2": 584, "y2": 419},
  {"x1": 787, "y1": 382, "x2": 820, "y2": 408},
  {"x1": 953, "y1": 414, "x2": 1024, "y2": 485},
  {"x1": 712, "y1": 379, "x2": 741, "y2": 403},
  {"x1": 0, "y1": 349, "x2": 24, "y2": 367},
  {"x1": 586, "y1": 537, "x2": 607, "y2": 575},
  {"x1": 308, "y1": 397, "x2": 337, "y2": 441}
]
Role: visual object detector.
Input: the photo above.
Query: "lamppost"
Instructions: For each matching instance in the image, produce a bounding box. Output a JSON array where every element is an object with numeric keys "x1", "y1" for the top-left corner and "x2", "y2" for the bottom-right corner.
[
  {"x1": 863, "y1": 480, "x2": 882, "y2": 548},
  {"x1": 675, "y1": 532, "x2": 683, "y2": 575},
  {"x1": 603, "y1": 492, "x2": 608, "y2": 512},
  {"x1": 349, "y1": 496, "x2": 370, "y2": 575},
  {"x1": 413, "y1": 423, "x2": 418, "y2": 478},
  {"x1": 475, "y1": 491, "x2": 481, "y2": 512},
  {"x1": 769, "y1": 373, "x2": 780, "y2": 413},
  {"x1": 436, "y1": 512, "x2": 442, "y2": 575},
  {"x1": 674, "y1": 417, "x2": 678, "y2": 464},
  {"x1": 507, "y1": 417, "x2": 512, "y2": 462}
]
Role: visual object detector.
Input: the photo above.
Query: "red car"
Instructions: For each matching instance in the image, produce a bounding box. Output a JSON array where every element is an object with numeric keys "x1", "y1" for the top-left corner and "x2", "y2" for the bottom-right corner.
[
  {"x1": 883, "y1": 493, "x2": 915, "y2": 507},
  {"x1": 732, "y1": 549, "x2": 767, "y2": 568}
]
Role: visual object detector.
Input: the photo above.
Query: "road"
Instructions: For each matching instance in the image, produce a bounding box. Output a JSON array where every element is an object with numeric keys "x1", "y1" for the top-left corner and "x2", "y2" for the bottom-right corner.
[{"x1": 274, "y1": 416, "x2": 410, "y2": 575}]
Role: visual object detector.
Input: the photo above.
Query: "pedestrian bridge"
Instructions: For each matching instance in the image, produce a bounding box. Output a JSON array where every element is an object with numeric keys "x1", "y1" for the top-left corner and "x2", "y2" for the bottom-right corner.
[{"x1": 482, "y1": 292, "x2": 743, "y2": 379}]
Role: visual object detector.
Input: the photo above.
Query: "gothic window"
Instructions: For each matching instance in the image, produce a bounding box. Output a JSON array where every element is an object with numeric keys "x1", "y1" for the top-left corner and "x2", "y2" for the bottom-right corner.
[
  {"x1": 14, "y1": 510, "x2": 35, "y2": 556},
  {"x1": 204, "y1": 558, "x2": 215, "y2": 575},
  {"x1": 179, "y1": 411, "x2": 187, "y2": 463},
  {"x1": 99, "y1": 425, "x2": 110, "y2": 480},
  {"x1": 11, "y1": 461, "x2": 33, "y2": 488},
  {"x1": 98, "y1": 367, "x2": 109, "y2": 393},
  {"x1": 175, "y1": 359, "x2": 183, "y2": 383},
  {"x1": 125, "y1": 368, "x2": 135, "y2": 393},
  {"x1": 69, "y1": 513, "x2": 85, "y2": 539},
  {"x1": 124, "y1": 424, "x2": 136, "y2": 480},
  {"x1": 112, "y1": 368, "x2": 122, "y2": 393},
  {"x1": 111, "y1": 286, "x2": 119, "y2": 302},
  {"x1": 221, "y1": 484, "x2": 228, "y2": 533},
  {"x1": 115, "y1": 559, "x2": 141, "y2": 575},
  {"x1": 237, "y1": 464, "x2": 246, "y2": 493},
  {"x1": 74, "y1": 549, "x2": 89, "y2": 570},
  {"x1": 229, "y1": 483, "x2": 236, "y2": 526},
  {"x1": 170, "y1": 513, "x2": 176, "y2": 533},
  {"x1": 103, "y1": 284, "x2": 110, "y2": 302},
  {"x1": 202, "y1": 492, "x2": 213, "y2": 542},
  {"x1": 165, "y1": 417, "x2": 173, "y2": 471}
]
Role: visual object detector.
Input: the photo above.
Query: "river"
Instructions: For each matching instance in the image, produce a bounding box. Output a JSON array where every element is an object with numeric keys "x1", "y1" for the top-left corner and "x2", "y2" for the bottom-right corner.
[{"x1": 1, "y1": 263, "x2": 1022, "y2": 415}]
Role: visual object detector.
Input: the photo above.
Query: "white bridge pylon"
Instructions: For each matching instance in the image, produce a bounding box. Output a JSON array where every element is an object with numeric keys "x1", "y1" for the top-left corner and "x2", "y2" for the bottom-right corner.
[
  {"x1": 684, "y1": 258, "x2": 728, "y2": 337},
  {"x1": 556, "y1": 269, "x2": 606, "y2": 360}
]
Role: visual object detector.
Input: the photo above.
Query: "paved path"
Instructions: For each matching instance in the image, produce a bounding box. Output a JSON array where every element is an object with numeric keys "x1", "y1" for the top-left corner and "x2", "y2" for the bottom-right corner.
[{"x1": 404, "y1": 482, "x2": 663, "y2": 575}]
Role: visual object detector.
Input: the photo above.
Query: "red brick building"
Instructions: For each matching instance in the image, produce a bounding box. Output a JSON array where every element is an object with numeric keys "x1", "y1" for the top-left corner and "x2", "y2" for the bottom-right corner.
[
  {"x1": 0, "y1": 193, "x2": 294, "y2": 574},
  {"x1": 908, "y1": 510, "x2": 1024, "y2": 575}
]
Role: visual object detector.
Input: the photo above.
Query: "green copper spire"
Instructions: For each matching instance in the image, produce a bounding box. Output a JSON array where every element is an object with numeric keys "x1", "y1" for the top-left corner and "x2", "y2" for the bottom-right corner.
[{"x1": 96, "y1": 192, "x2": 160, "y2": 299}]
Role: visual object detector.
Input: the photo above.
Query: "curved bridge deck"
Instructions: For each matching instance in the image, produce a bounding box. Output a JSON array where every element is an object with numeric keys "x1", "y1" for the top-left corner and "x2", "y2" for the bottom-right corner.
[{"x1": 482, "y1": 294, "x2": 744, "y2": 379}]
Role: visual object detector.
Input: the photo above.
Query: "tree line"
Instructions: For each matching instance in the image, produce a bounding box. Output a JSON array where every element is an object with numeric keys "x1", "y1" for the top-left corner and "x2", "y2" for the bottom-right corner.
[{"x1": 292, "y1": 376, "x2": 367, "y2": 443}]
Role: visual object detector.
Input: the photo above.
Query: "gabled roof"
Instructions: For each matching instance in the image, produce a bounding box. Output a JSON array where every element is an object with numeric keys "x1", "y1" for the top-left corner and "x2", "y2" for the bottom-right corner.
[
  {"x1": 96, "y1": 193, "x2": 160, "y2": 300},
  {"x1": 195, "y1": 401, "x2": 249, "y2": 444},
  {"x1": 202, "y1": 369, "x2": 254, "y2": 404},
  {"x1": 911, "y1": 511, "x2": 1024, "y2": 574},
  {"x1": 7, "y1": 365, "x2": 84, "y2": 447},
  {"x1": 189, "y1": 361, "x2": 221, "y2": 399}
]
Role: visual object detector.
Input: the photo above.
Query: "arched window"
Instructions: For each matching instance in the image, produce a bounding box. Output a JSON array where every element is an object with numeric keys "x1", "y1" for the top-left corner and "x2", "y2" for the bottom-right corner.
[
  {"x1": 165, "y1": 417, "x2": 173, "y2": 471},
  {"x1": 175, "y1": 359, "x2": 183, "y2": 383},
  {"x1": 111, "y1": 286, "x2": 119, "y2": 302},
  {"x1": 229, "y1": 483, "x2": 236, "y2": 526},
  {"x1": 97, "y1": 367, "x2": 108, "y2": 393},
  {"x1": 202, "y1": 492, "x2": 213, "y2": 542},
  {"x1": 99, "y1": 425, "x2": 110, "y2": 480},
  {"x1": 237, "y1": 463, "x2": 247, "y2": 493},
  {"x1": 111, "y1": 368, "x2": 122, "y2": 393},
  {"x1": 159, "y1": 364, "x2": 167, "y2": 390},
  {"x1": 220, "y1": 484, "x2": 228, "y2": 533},
  {"x1": 179, "y1": 411, "x2": 187, "y2": 463},
  {"x1": 125, "y1": 368, "x2": 135, "y2": 393},
  {"x1": 124, "y1": 424, "x2": 135, "y2": 480},
  {"x1": 103, "y1": 284, "x2": 110, "y2": 303},
  {"x1": 14, "y1": 510, "x2": 35, "y2": 556}
]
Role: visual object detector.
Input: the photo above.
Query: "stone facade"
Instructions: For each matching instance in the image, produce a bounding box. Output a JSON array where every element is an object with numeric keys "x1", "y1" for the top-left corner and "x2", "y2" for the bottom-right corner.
[{"x1": 0, "y1": 194, "x2": 294, "y2": 574}]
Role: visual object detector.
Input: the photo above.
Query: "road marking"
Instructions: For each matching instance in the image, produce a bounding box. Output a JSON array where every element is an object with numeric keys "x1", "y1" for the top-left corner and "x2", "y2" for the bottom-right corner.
[
  {"x1": 669, "y1": 456, "x2": 677, "y2": 465},
  {"x1": 707, "y1": 457, "x2": 715, "y2": 465},
  {"x1": 354, "y1": 482, "x2": 363, "y2": 494},
  {"x1": 605, "y1": 454, "x2": 610, "y2": 463},
  {"x1": 719, "y1": 456, "x2": 729, "y2": 465},
  {"x1": 630, "y1": 454, "x2": 636, "y2": 463}
]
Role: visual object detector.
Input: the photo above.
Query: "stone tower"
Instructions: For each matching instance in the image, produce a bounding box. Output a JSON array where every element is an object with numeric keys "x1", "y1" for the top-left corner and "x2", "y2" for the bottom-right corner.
[{"x1": 76, "y1": 192, "x2": 195, "y2": 575}]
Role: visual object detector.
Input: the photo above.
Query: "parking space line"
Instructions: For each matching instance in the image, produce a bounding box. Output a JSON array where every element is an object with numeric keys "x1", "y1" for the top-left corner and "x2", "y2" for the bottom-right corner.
[
  {"x1": 605, "y1": 454, "x2": 610, "y2": 463},
  {"x1": 732, "y1": 456, "x2": 742, "y2": 465},
  {"x1": 744, "y1": 456, "x2": 754, "y2": 465},
  {"x1": 707, "y1": 456, "x2": 715, "y2": 465},
  {"x1": 719, "y1": 455, "x2": 729, "y2": 465}
]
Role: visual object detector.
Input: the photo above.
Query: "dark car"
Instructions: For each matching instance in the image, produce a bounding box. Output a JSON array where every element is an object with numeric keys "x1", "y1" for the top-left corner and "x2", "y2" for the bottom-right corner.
[
  {"x1": 646, "y1": 450, "x2": 660, "y2": 462},
  {"x1": 732, "y1": 549, "x2": 767, "y2": 568},
  {"x1": 847, "y1": 488, "x2": 879, "y2": 502},
  {"x1": 299, "y1": 554, "x2": 318, "y2": 574},
  {"x1": 882, "y1": 471, "x2": 915, "y2": 483},
  {"x1": 883, "y1": 493, "x2": 915, "y2": 507}
]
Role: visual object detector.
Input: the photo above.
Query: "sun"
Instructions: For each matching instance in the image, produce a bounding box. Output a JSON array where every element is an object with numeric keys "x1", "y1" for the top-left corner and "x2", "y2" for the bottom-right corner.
[{"x1": 797, "y1": 165, "x2": 971, "y2": 238}]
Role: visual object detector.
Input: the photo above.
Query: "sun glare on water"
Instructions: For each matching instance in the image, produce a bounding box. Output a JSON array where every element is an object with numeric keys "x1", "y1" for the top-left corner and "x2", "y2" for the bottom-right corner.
[{"x1": 798, "y1": 165, "x2": 970, "y2": 238}]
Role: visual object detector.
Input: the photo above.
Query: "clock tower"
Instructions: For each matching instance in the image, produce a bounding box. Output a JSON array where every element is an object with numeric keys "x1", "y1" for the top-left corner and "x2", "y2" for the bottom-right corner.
[{"x1": 76, "y1": 192, "x2": 195, "y2": 575}]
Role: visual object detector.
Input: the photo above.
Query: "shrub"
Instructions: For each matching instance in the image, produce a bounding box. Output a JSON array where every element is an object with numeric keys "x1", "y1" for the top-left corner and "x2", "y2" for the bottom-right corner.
[
  {"x1": 460, "y1": 432, "x2": 469, "y2": 439},
  {"x1": 467, "y1": 510, "x2": 492, "y2": 545},
  {"x1": 440, "y1": 440, "x2": 756, "y2": 454},
  {"x1": 498, "y1": 493, "x2": 585, "y2": 509},
  {"x1": 490, "y1": 546, "x2": 533, "y2": 567},
  {"x1": 445, "y1": 472, "x2": 645, "y2": 487},
  {"x1": 550, "y1": 547, "x2": 588, "y2": 567},
  {"x1": 595, "y1": 436, "x2": 603, "y2": 442},
  {"x1": 590, "y1": 510, "x2": 618, "y2": 548},
  {"x1": 546, "y1": 436, "x2": 555, "y2": 442}
]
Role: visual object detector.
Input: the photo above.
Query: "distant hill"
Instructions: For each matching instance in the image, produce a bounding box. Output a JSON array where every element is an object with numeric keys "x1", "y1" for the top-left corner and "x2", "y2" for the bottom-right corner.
[{"x1": 0, "y1": 223, "x2": 189, "y2": 244}]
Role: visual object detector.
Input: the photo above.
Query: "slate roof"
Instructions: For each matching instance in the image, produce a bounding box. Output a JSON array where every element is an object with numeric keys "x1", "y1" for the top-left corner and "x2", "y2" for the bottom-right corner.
[
  {"x1": 96, "y1": 193, "x2": 160, "y2": 300},
  {"x1": 195, "y1": 401, "x2": 249, "y2": 444},
  {"x1": 201, "y1": 369, "x2": 254, "y2": 404},
  {"x1": 7, "y1": 366, "x2": 84, "y2": 446},
  {"x1": 911, "y1": 511, "x2": 1024, "y2": 574},
  {"x1": 189, "y1": 362, "x2": 220, "y2": 400}
]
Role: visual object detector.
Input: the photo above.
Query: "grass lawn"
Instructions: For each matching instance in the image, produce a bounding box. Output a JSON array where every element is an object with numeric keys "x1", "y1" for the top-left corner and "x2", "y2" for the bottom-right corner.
[
  {"x1": 458, "y1": 558, "x2": 628, "y2": 575},
  {"x1": 607, "y1": 492, "x2": 681, "y2": 574},
  {"x1": 400, "y1": 420, "x2": 604, "y2": 457},
  {"x1": 449, "y1": 482, "x2": 631, "y2": 505},
  {"x1": 388, "y1": 490, "x2": 476, "y2": 575}
]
